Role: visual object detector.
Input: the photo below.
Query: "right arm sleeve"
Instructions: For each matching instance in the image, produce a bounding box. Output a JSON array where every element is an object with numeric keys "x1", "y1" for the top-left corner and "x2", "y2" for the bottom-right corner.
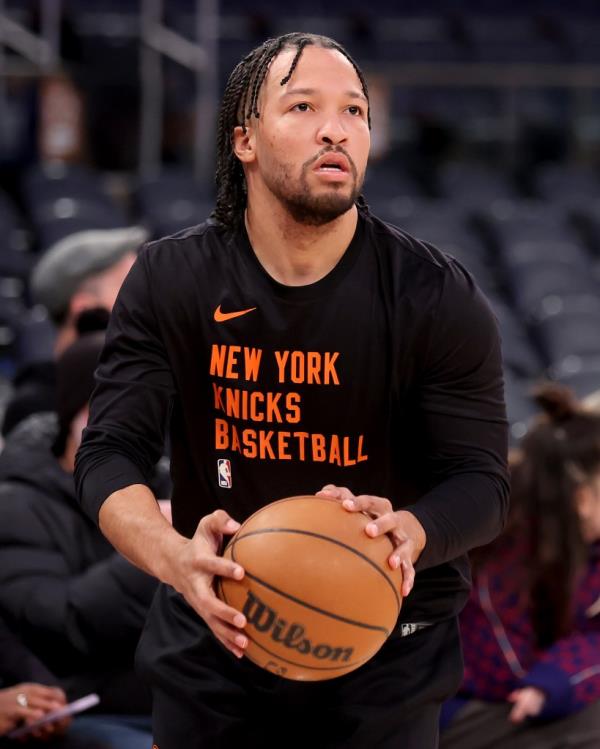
[{"x1": 74, "y1": 247, "x2": 176, "y2": 525}]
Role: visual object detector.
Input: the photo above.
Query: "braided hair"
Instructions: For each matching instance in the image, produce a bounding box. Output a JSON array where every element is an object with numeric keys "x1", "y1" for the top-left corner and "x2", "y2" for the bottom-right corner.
[{"x1": 212, "y1": 32, "x2": 371, "y2": 231}]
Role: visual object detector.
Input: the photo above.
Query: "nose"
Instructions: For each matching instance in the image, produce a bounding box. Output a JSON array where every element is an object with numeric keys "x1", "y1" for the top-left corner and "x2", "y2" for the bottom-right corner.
[{"x1": 316, "y1": 114, "x2": 348, "y2": 146}]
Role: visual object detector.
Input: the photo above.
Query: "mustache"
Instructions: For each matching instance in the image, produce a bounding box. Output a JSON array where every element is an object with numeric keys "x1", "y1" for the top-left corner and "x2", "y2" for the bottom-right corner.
[{"x1": 303, "y1": 146, "x2": 358, "y2": 179}]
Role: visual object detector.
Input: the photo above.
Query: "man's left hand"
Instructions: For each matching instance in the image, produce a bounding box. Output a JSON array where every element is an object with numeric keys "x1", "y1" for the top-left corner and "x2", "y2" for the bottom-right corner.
[{"x1": 316, "y1": 485, "x2": 426, "y2": 597}]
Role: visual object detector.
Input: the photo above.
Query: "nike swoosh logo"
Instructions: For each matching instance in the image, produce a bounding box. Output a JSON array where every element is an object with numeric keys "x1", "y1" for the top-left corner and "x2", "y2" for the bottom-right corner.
[{"x1": 214, "y1": 304, "x2": 257, "y2": 322}]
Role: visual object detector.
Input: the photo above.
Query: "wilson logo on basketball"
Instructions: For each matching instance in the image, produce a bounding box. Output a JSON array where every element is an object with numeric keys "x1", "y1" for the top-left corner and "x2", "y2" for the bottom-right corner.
[{"x1": 242, "y1": 589, "x2": 354, "y2": 663}]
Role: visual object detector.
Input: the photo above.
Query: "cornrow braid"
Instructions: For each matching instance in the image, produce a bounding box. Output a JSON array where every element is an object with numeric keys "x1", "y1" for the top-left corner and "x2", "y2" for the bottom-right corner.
[
  {"x1": 279, "y1": 39, "x2": 310, "y2": 87},
  {"x1": 212, "y1": 32, "x2": 371, "y2": 231}
]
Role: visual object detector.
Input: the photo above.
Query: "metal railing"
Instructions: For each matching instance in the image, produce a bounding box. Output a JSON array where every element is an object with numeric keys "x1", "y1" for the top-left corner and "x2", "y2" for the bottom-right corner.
[
  {"x1": 139, "y1": 0, "x2": 219, "y2": 182},
  {"x1": 0, "y1": 0, "x2": 62, "y2": 159},
  {"x1": 0, "y1": 0, "x2": 219, "y2": 182},
  {"x1": 3, "y1": 5, "x2": 600, "y2": 175}
]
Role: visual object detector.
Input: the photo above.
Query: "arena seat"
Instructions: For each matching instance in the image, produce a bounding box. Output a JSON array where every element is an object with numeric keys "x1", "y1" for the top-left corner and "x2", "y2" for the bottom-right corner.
[
  {"x1": 507, "y1": 261, "x2": 597, "y2": 317},
  {"x1": 136, "y1": 170, "x2": 214, "y2": 239},
  {"x1": 487, "y1": 295, "x2": 544, "y2": 380},
  {"x1": 532, "y1": 310, "x2": 600, "y2": 369}
]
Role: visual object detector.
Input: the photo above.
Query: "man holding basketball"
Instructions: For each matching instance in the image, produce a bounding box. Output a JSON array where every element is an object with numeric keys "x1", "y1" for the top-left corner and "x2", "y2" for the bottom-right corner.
[{"x1": 76, "y1": 32, "x2": 509, "y2": 748}]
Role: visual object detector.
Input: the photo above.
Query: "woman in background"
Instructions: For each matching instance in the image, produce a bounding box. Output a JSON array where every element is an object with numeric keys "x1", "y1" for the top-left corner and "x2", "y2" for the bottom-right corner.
[{"x1": 441, "y1": 384, "x2": 600, "y2": 749}]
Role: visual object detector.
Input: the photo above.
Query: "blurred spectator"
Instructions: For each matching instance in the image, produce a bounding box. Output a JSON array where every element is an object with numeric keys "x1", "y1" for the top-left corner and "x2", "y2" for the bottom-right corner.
[
  {"x1": 31, "y1": 226, "x2": 146, "y2": 355},
  {"x1": 37, "y1": 75, "x2": 86, "y2": 165},
  {"x1": 584, "y1": 390, "x2": 600, "y2": 414},
  {"x1": 0, "y1": 323, "x2": 161, "y2": 749},
  {"x1": 2, "y1": 226, "x2": 146, "y2": 436},
  {"x1": 0, "y1": 615, "x2": 76, "y2": 746},
  {"x1": 440, "y1": 383, "x2": 600, "y2": 749}
]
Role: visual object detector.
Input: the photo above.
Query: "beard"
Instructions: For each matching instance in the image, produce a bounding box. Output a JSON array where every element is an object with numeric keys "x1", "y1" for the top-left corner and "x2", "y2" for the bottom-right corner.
[{"x1": 263, "y1": 152, "x2": 364, "y2": 227}]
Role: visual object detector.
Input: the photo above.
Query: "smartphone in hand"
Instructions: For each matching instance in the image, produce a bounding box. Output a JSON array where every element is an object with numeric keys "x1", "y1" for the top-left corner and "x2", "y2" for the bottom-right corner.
[{"x1": 7, "y1": 693, "x2": 100, "y2": 739}]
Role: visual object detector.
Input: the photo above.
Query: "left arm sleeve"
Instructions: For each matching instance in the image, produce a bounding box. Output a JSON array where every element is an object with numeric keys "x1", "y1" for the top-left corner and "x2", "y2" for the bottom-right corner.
[
  {"x1": 520, "y1": 632, "x2": 600, "y2": 720},
  {"x1": 405, "y1": 258, "x2": 510, "y2": 570}
]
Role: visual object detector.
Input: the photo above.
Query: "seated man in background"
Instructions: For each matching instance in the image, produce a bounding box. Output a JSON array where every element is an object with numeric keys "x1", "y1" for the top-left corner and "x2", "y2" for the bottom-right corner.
[
  {"x1": 2, "y1": 226, "x2": 146, "y2": 436},
  {"x1": 0, "y1": 316, "x2": 162, "y2": 749},
  {"x1": 441, "y1": 383, "x2": 600, "y2": 749}
]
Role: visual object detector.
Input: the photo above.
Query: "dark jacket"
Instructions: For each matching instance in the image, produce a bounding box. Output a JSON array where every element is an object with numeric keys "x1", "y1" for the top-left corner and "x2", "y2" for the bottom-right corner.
[
  {"x1": 0, "y1": 615, "x2": 58, "y2": 688},
  {"x1": 1, "y1": 360, "x2": 56, "y2": 437},
  {"x1": 0, "y1": 413, "x2": 157, "y2": 712}
]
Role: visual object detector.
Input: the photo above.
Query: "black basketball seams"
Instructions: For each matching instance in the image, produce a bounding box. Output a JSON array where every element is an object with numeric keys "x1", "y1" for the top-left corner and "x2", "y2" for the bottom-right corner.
[
  {"x1": 221, "y1": 561, "x2": 379, "y2": 674},
  {"x1": 228, "y1": 536, "x2": 393, "y2": 635},
  {"x1": 229, "y1": 526, "x2": 401, "y2": 613}
]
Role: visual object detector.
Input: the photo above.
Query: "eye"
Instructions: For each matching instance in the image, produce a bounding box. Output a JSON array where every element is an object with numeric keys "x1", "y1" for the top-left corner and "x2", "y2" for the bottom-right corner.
[
  {"x1": 292, "y1": 102, "x2": 311, "y2": 112},
  {"x1": 347, "y1": 105, "x2": 363, "y2": 116}
]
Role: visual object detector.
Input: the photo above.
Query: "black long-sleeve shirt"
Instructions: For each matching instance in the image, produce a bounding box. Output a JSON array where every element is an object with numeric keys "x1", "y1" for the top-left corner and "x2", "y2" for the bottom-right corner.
[{"x1": 75, "y1": 206, "x2": 509, "y2": 624}]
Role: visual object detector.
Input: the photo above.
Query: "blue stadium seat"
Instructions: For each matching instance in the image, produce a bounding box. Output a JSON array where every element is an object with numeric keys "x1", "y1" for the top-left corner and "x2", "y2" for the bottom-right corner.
[
  {"x1": 0, "y1": 189, "x2": 30, "y2": 253},
  {"x1": 438, "y1": 162, "x2": 519, "y2": 207},
  {"x1": 398, "y1": 88, "x2": 505, "y2": 143},
  {"x1": 23, "y1": 163, "x2": 117, "y2": 208},
  {"x1": 0, "y1": 191, "x2": 35, "y2": 294},
  {"x1": 363, "y1": 163, "x2": 424, "y2": 204},
  {"x1": 558, "y1": 15, "x2": 600, "y2": 62},
  {"x1": 462, "y1": 15, "x2": 566, "y2": 63},
  {"x1": 22, "y1": 164, "x2": 129, "y2": 251},
  {"x1": 535, "y1": 164, "x2": 600, "y2": 205},
  {"x1": 533, "y1": 310, "x2": 600, "y2": 369},
  {"x1": 503, "y1": 371, "x2": 539, "y2": 444},
  {"x1": 136, "y1": 170, "x2": 214, "y2": 239},
  {"x1": 12, "y1": 311, "x2": 56, "y2": 370},
  {"x1": 531, "y1": 291, "x2": 600, "y2": 323},
  {"x1": 373, "y1": 16, "x2": 469, "y2": 63},
  {"x1": 370, "y1": 196, "x2": 499, "y2": 293},
  {"x1": 482, "y1": 200, "x2": 577, "y2": 247},
  {"x1": 0, "y1": 251, "x2": 35, "y2": 285},
  {"x1": 502, "y1": 239, "x2": 592, "y2": 271},
  {"x1": 553, "y1": 358, "x2": 600, "y2": 400},
  {"x1": 507, "y1": 261, "x2": 597, "y2": 316},
  {"x1": 375, "y1": 197, "x2": 473, "y2": 234},
  {"x1": 488, "y1": 296, "x2": 544, "y2": 379},
  {"x1": 570, "y1": 202, "x2": 600, "y2": 259}
]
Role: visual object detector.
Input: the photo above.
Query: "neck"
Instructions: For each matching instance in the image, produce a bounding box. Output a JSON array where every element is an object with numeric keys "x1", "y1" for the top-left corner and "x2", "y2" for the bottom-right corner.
[{"x1": 244, "y1": 193, "x2": 358, "y2": 286}]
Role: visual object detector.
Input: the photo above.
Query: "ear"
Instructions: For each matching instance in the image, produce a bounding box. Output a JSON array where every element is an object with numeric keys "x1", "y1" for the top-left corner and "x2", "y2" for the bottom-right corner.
[{"x1": 232, "y1": 124, "x2": 256, "y2": 164}]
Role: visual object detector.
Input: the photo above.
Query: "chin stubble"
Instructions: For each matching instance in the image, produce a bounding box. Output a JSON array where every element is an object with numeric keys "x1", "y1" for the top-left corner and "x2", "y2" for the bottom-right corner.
[{"x1": 266, "y1": 150, "x2": 363, "y2": 227}]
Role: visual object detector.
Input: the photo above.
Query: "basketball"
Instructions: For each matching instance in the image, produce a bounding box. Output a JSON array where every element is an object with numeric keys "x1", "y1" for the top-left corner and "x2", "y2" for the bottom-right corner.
[{"x1": 217, "y1": 495, "x2": 403, "y2": 681}]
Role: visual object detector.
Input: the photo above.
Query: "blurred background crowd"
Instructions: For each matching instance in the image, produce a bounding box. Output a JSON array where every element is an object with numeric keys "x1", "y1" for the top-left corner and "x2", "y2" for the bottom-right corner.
[
  {"x1": 0, "y1": 0, "x2": 599, "y2": 747},
  {"x1": 4, "y1": 0, "x2": 600, "y2": 441}
]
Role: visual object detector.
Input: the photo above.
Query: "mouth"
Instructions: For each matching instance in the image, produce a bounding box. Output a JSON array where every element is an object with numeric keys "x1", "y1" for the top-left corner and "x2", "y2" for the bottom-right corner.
[{"x1": 313, "y1": 153, "x2": 351, "y2": 174}]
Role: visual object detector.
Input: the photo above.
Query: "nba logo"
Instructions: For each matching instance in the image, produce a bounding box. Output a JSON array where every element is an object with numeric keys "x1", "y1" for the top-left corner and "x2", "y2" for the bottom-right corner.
[{"x1": 217, "y1": 459, "x2": 232, "y2": 489}]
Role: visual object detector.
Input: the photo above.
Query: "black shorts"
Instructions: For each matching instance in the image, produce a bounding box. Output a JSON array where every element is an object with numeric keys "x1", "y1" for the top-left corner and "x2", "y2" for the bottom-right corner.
[{"x1": 136, "y1": 585, "x2": 463, "y2": 749}]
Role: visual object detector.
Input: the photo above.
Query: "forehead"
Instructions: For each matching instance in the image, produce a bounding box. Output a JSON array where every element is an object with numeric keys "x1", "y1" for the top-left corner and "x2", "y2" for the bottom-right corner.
[{"x1": 262, "y1": 45, "x2": 363, "y2": 102}]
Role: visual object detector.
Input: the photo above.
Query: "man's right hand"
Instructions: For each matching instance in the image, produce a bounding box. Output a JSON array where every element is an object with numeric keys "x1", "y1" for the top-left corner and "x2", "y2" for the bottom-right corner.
[
  {"x1": 166, "y1": 509, "x2": 248, "y2": 658},
  {"x1": 98, "y1": 488, "x2": 249, "y2": 657}
]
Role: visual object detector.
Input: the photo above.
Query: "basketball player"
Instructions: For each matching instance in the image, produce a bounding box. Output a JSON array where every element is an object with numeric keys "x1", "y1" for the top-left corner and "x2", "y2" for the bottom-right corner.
[{"x1": 75, "y1": 33, "x2": 509, "y2": 748}]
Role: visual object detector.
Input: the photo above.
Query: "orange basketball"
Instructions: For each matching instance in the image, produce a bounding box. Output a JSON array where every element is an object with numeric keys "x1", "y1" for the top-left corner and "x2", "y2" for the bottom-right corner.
[{"x1": 217, "y1": 495, "x2": 403, "y2": 681}]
